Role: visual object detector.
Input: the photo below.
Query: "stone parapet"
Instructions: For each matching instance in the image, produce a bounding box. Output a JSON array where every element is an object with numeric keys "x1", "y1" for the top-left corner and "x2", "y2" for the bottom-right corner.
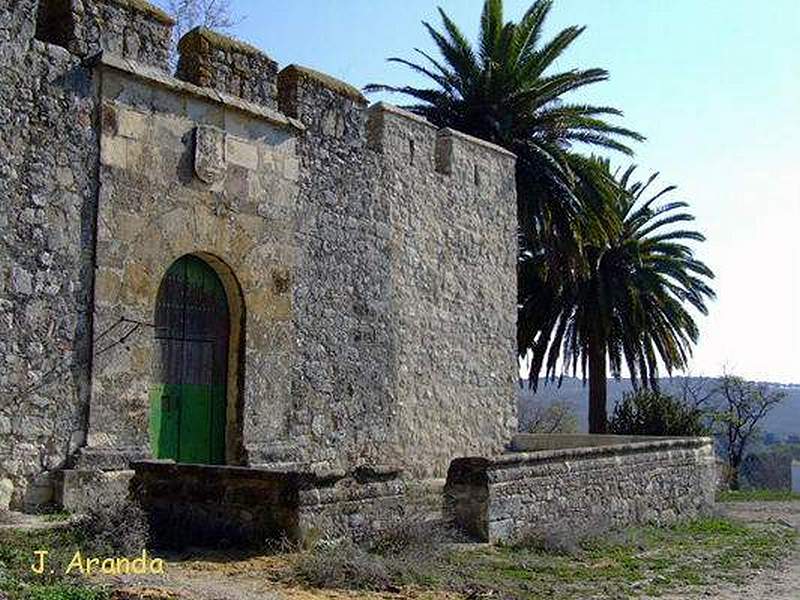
[
  {"x1": 89, "y1": 51, "x2": 303, "y2": 131},
  {"x1": 177, "y1": 27, "x2": 278, "y2": 108},
  {"x1": 367, "y1": 102, "x2": 515, "y2": 178},
  {"x1": 445, "y1": 436, "x2": 717, "y2": 543}
]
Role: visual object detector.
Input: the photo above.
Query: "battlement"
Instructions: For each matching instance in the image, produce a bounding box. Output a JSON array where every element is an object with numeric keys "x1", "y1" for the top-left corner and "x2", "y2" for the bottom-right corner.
[
  {"x1": 367, "y1": 102, "x2": 515, "y2": 179},
  {"x1": 35, "y1": 0, "x2": 173, "y2": 68},
  {"x1": 277, "y1": 64, "x2": 367, "y2": 119},
  {"x1": 32, "y1": 0, "x2": 515, "y2": 182},
  {"x1": 177, "y1": 27, "x2": 279, "y2": 109}
]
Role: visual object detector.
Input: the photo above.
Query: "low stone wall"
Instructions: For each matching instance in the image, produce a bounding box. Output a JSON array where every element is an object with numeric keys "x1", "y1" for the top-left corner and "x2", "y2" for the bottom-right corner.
[
  {"x1": 445, "y1": 436, "x2": 716, "y2": 543},
  {"x1": 130, "y1": 461, "x2": 406, "y2": 547}
]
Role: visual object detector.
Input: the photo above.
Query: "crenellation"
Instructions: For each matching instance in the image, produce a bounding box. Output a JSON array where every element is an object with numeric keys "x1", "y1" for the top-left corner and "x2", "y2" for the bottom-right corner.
[
  {"x1": 177, "y1": 27, "x2": 278, "y2": 108},
  {"x1": 278, "y1": 64, "x2": 366, "y2": 119},
  {"x1": 366, "y1": 102, "x2": 437, "y2": 166},
  {"x1": 367, "y1": 103, "x2": 516, "y2": 182},
  {"x1": 277, "y1": 64, "x2": 367, "y2": 151},
  {"x1": 34, "y1": 0, "x2": 173, "y2": 68}
]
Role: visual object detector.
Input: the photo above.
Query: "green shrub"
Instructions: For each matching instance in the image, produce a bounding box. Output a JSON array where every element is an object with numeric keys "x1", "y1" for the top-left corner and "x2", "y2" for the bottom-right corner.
[{"x1": 608, "y1": 389, "x2": 709, "y2": 436}]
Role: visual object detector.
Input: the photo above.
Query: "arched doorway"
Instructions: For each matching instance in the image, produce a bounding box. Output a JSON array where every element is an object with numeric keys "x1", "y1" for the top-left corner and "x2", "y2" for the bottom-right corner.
[{"x1": 149, "y1": 254, "x2": 230, "y2": 464}]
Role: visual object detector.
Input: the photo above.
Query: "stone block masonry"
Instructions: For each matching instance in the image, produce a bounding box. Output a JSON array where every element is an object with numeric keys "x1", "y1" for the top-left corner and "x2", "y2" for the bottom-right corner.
[
  {"x1": 1, "y1": 0, "x2": 519, "y2": 510},
  {"x1": 1, "y1": 3, "x2": 716, "y2": 539},
  {"x1": 445, "y1": 436, "x2": 717, "y2": 543},
  {"x1": 131, "y1": 461, "x2": 406, "y2": 546},
  {"x1": 178, "y1": 27, "x2": 279, "y2": 109},
  {"x1": 35, "y1": 0, "x2": 173, "y2": 68}
]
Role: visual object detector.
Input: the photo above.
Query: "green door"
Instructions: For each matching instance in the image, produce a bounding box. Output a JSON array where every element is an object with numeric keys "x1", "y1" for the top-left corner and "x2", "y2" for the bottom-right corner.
[{"x1": 149, "y1": 255, "x2": 229, "y2": 464}]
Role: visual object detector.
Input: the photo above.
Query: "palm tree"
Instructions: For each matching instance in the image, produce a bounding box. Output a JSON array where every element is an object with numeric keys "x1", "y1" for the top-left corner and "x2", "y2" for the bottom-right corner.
[
  {"x1": 365, "y1": 0, "x2": 644, "y2": 331},
  {"x1": 522, "y1": 161, "x2": 715, "y2": 432}
]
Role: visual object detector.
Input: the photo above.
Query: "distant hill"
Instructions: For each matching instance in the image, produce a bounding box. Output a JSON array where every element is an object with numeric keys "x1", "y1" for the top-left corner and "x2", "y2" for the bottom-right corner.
[{"x1": 519, "y1": 376, "x2": 800, "y2": 438}]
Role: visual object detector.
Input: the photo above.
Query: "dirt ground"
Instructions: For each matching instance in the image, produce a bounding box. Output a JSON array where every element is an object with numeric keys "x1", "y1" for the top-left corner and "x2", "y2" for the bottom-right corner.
[
  {"x1": 657, "y1": 500, "x2": 800, "y2": 600},
  {"x1": 103, "y1": 501, "x2": 800, "y2": 600},
  {"x1": 108, "y1": 551, "x2": 457, "y2": 600}
]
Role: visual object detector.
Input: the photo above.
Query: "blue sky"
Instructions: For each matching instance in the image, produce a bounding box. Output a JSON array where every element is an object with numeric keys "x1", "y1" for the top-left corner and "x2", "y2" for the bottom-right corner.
[{"x1": 204, "y1": 0, "x2": 799, "y2": 383}]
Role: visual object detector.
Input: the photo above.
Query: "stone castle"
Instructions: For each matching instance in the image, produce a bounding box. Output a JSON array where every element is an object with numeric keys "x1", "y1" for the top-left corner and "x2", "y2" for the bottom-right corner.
[
  {"x1": 0, "y1": 0, "x2": 518, "y2": 510},
  {"x1": 2, "y1": 1, "x2": 715, "y2": 544}
]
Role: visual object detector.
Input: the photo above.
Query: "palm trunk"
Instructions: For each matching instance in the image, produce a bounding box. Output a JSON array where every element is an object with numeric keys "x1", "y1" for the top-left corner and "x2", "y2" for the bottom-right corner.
[{"x1": 588, "y1": 337, "x2": 608, "y2": 434}]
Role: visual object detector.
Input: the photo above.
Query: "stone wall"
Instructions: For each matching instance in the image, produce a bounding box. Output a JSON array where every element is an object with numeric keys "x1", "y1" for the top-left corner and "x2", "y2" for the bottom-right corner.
[
  {"x1": 82, "y1": 52, "x2": 302, "y2": 467},
  {"x1": 274, "y1": 65, "x2": 398, "y2": 471},
  {"x1": 0, "y1": 0, "x2": 98, "y2": 510},
  {"x1": 177, "y1": 27, "x2": 278, "y2": 108},
  {"x1": 445, "y1": 437, "x2": 717, "y2": 543},
  {"x1": 1, "y1": 0, "x2": 519, "y2": 508},
  {"x1": 369, "y1": 104, "x2": 518, "y2": 477},
  {"x1": 36, "y1": 0, "x2": 173, "y2": 68},
  {"x1": 131, "y1": 461, "x2": 407, "y2": 546},
  {"x1": 276, "y1": 74, "x2": 518, "y2": 478}
]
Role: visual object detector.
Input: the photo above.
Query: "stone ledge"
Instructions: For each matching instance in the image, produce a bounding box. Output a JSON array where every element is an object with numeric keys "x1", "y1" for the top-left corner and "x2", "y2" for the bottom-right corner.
[
  {"x1": 497, "y1": 435, "x2": 714, "y2": 466},
  {"x1": 88, "y1": 51, "x2": 305, "y2": 132},
  {"x1": 368, "y1": 101, "x2": 438, "y2": 129},
  {"x1": 366, "y1": 101, "x2": 517, "y2": 174},
  {"x1": 438, "y1": 127, "x2": 516, "y2": 159},
  {"x1": 56, "y1": 469, "x2": 134, "y2": 513}
]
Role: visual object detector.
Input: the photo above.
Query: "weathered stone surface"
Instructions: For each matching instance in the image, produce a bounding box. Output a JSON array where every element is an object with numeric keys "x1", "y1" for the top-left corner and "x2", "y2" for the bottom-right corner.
[
  {"x1": 0, "y1": 0, "x2": 97, "y2": 510},
  {"x1": 56, "y1": 469, "x2": 134, "y2": 513},
  {"x1": 0, "y1": 478, "x2": 13, "y2": 511},
  {"x1": 2, "y1": 2, "x2": 517, "y2": 511},
  {"x1": 177, "y1": 27, "x2": 278, "y2": 108},
  {"x1": 193, "y1": 125, "x2": 226, "y2": 184},
  {"x1": 276, "y1": 72, "x2": 517, "y2": 479},
  {"x1": 445, "y1": 437, "x2": 717, "y2": 543},
  {"x1": 131, "y1": 461, "x2": 406, "y2": 546},
  {"x1": 36, "y1": 0, "x2": 173, "y2": 68}
]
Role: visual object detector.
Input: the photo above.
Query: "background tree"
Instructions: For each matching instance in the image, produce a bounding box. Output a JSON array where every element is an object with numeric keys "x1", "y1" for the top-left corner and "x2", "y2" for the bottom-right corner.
[
  {"x1": 740, "y1": 450, "x2": 794, "y2": 490},
  {"x1": 159, "y1": 0, "x2": 242, "y2": 67},
  {"x1": 525, "y1": 163, "x2": 715, "y2": 432},
  {"x1": 713, "y1": 373, "x2": 787, "y2": 489},
  {"x1": 677, "y1": 372, "x2": 716, "y2": 409},
  {"x1": 364, "y1": 0, "x2": 643, "y2": 346},
  {"x1": 522, "y1": 400, "x2": 579, "y2": 434},
  {"x1": 608, "y1": 389, "x2": 709, "y2": 437}
]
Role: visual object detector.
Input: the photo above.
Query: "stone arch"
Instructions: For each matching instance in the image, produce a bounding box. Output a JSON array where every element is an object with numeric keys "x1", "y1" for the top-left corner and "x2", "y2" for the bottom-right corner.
[{"x1": 150, "y1": 251, "x2": 246, "y2": 465}]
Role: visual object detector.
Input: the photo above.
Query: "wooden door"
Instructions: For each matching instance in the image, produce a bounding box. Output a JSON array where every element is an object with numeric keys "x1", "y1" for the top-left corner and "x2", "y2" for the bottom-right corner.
[{"x1": 149, "y1": 255, "x2": 229, "y2": 464}]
